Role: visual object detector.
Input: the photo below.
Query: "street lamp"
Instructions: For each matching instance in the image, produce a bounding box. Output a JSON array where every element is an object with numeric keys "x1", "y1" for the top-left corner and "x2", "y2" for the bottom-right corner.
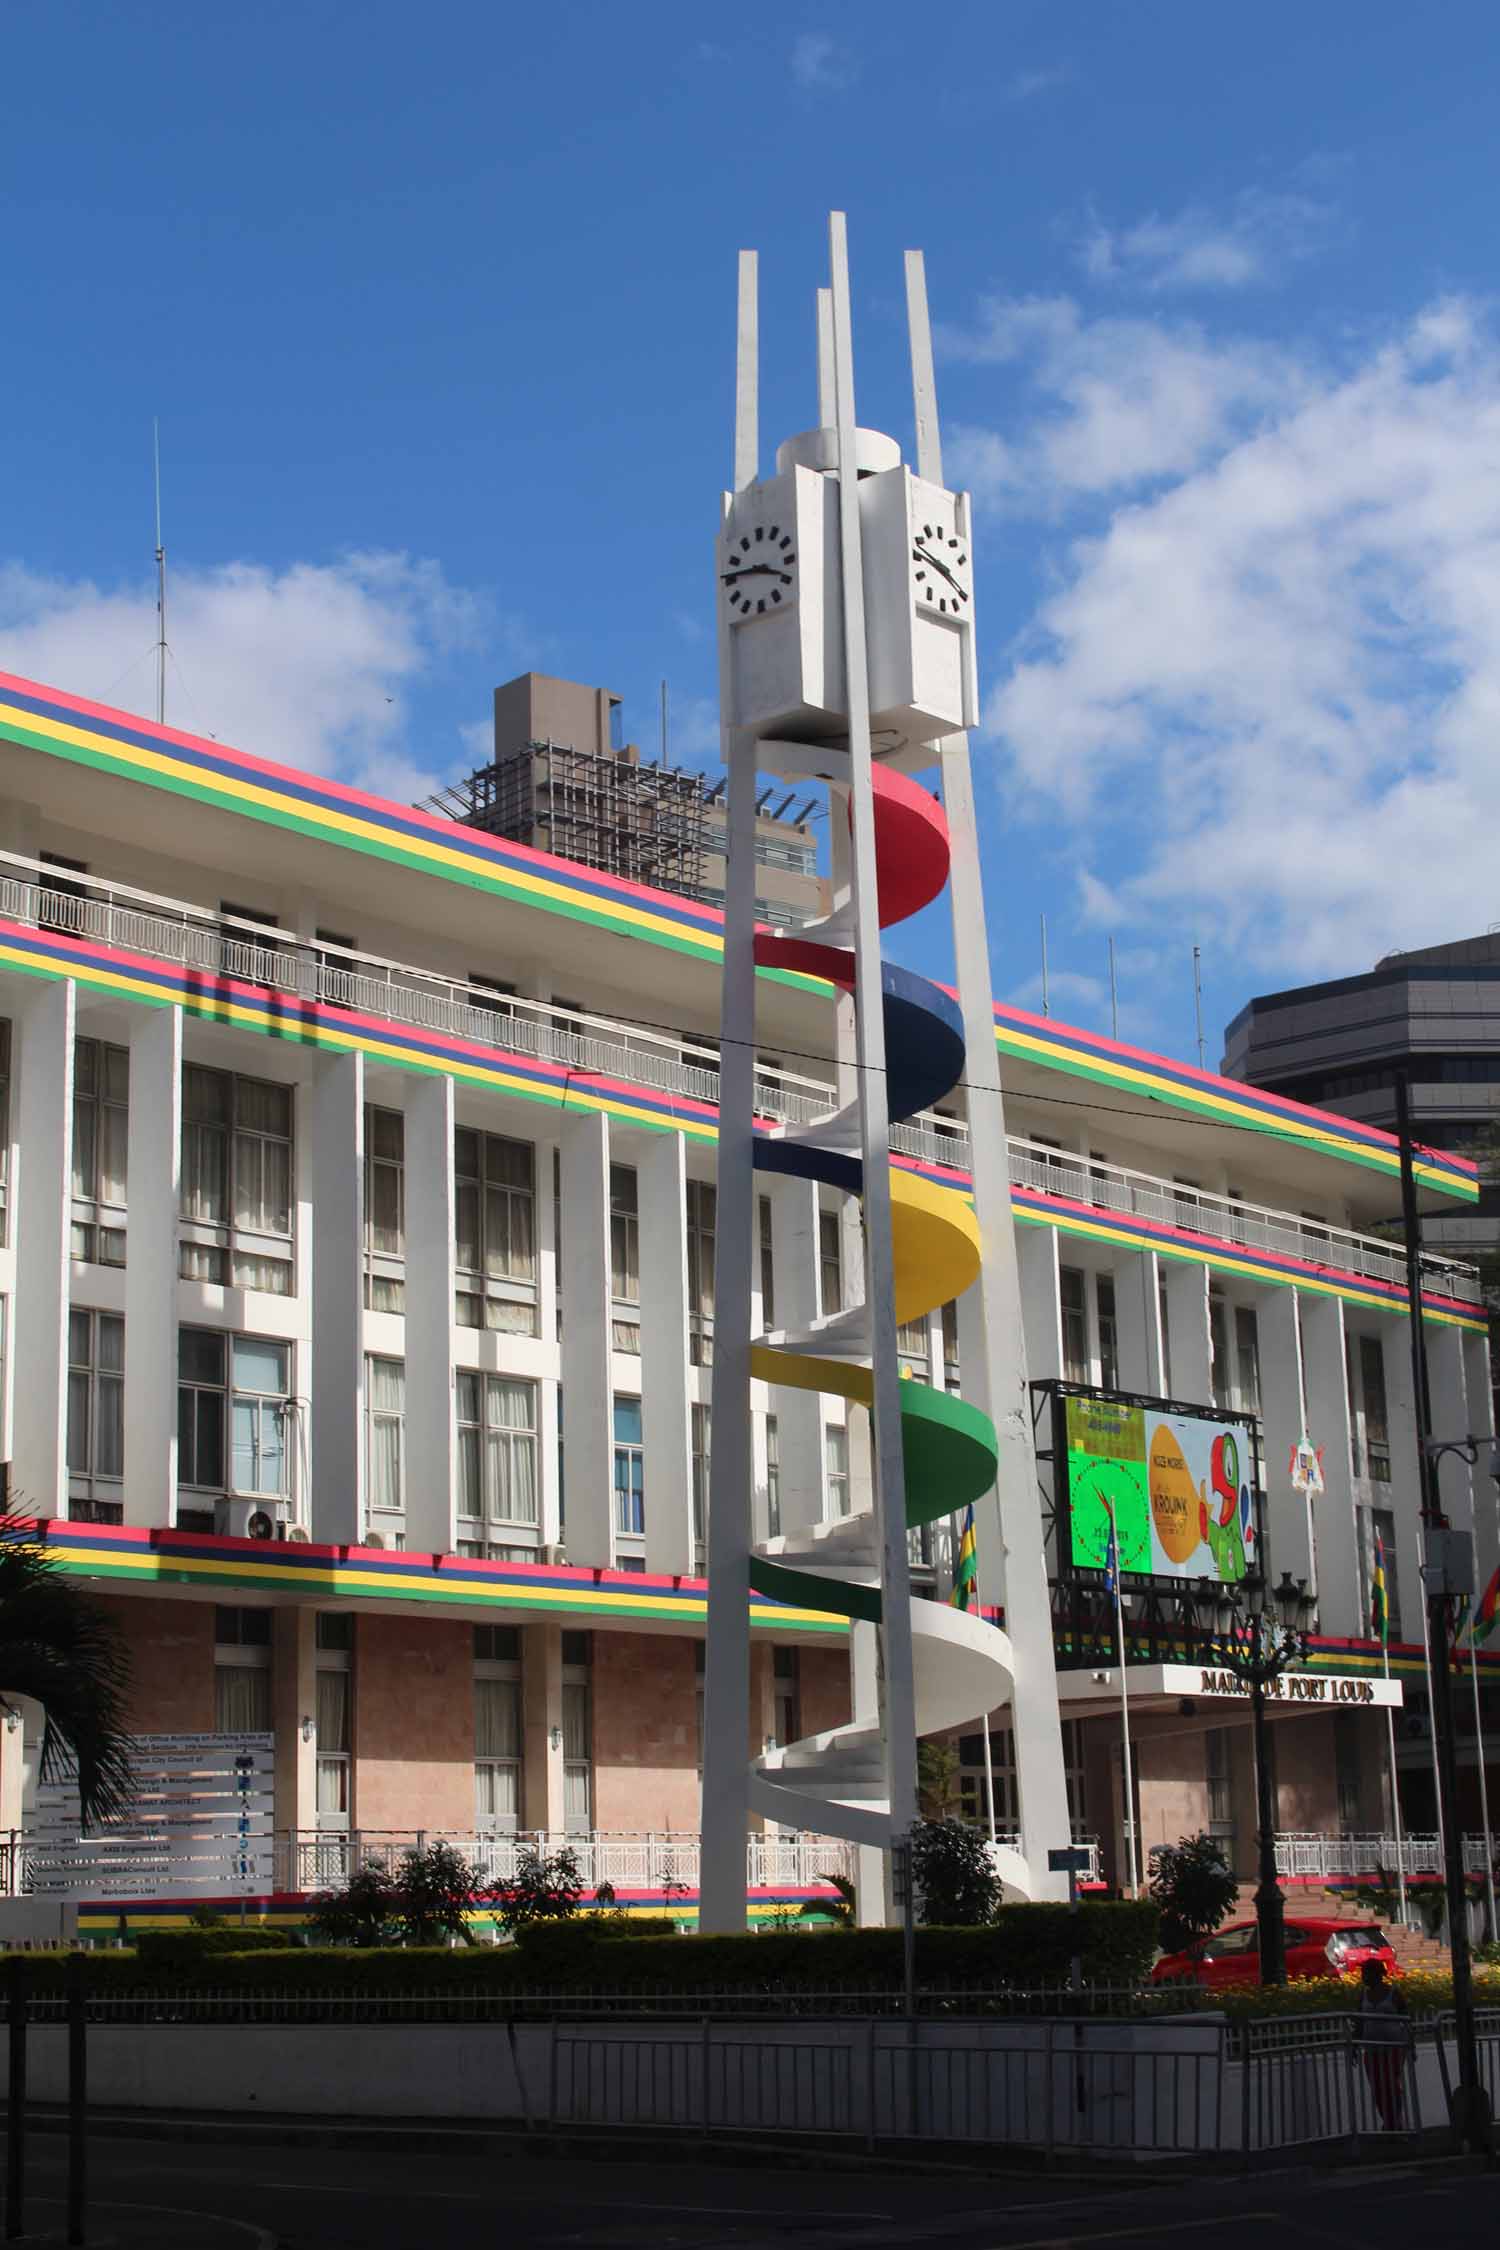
[{"x1": 1191, "y1": 1568, "x2": 1315, "y2": 1986}]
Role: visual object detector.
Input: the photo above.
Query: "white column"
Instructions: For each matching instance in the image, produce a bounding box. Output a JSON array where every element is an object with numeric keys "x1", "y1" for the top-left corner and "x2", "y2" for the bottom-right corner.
[
  {"x1": 1016, "y1": 1225, "x2": 1062, "y2": 1386},
  {"x1": 1161, "y1": 1258, "x2": 1211, "y2": 1403},
  {"x1": 12, "y1": 980, "x2": 74, "y2": 1518},
  {"x1": 1428, "y1": 1321, "x2": 1475, "y2": 1530},
  {"x1": 124, "y1": 1004, "x2": 181, "y2": 1528},
  {"x1": 1298, "y1": 1293, "x2": 1359, "y2": 1636},
  {"x1": 768, "y1": 1175, "x2": 825, "y2": 1538},
  {"x1": 1463, "y1": 1330, "x2": 1498, "y2": 1593},
  {"x1": 638, "y1": 1131, "x2": 693, "y2": 1578},
  {"x1": 559, "y1": 1107, "x2": 613, "y2": 1569},
  {"x1": 1255, "y1": 1286, "x2": 1314, "y2": 1591},
  {"x1": 1113, "y1": 1249, "x2": 1164, "y2": 1396},
  {"x1": 1381, "y1": 1314, "x2": 1422, "y2": 1619},
  {"x1": 404, "y1": 1073, "x2": 455, "y2": 1556},
  {"x1": 309, "y1": 1051, "x2": 364, "y2": 1545}
]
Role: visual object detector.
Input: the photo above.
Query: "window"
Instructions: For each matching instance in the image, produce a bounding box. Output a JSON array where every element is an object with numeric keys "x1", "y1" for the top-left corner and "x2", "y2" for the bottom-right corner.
[
  {"x1": 1358, "y1": 1335, "x2": 1390, "y2": 1482},
  {"x1": 315, "y1": 929, "x2": 356, "y2": 1007},
  {"x1": 454, "y1": 1130, "x2": 537, "y2": 1334},
  {"x1": 365, "y1": 1357, "x2": 405, "y2": 1516},
  {"x1": 71, "y1": 1037, "x2": 128, "y2": 1265},
  {"x1": 1062, "y1": 1717, "x2": 1088, "y2": 1837},
  {"x1": 1157, "y1": 1273, "x2": 1173, "y2": 1397},
  {"x1": 759, "y1": 1195, "x2": 775, "y2": 1330},
  {"x1": 1234, "y1": 1307, "x2": 1262, "y2": 1418},
  {"x1": 315, "y1": 1665, "x2": 350, "y2": 1828},
  {"x1": 825, "y1": 1424, "x2": 850, "y2": 1518},
  {"x1": 612, "y1": 1396, "x2": 644, "y2": 1537},
  {"x1": 959, "y1": 1721, "x2": 1018, "y2": 1832},
  {"x1": 214, "y1": 1605, "x2": 271, "y2": 1732},
  {"x1": 771, "y1": 1646, "x2": 799, "y2": 1749},
  {"x1": 562, "y1": 1633, "x2": 592, "y2": 1831},
  {"x1": 1206, "y1": 1727, "x2": 1234, "y2": 1834},
  {"x1": 765, "y1": 1413, "x2": 780, "y2": 1539},
  {"x1": 1060, "y1": 1266, "x2": 1088, "y2": 1383},
  {"x1": 38, "y1": 852, "x2": 87, "y2": 931},
  {"x1": 0, "y1": 1019, "x2": 10, "y2": 1240},
  {"x1": 687, "y1": 1179, "x2": 716, "y2": 1367},
  {"x1": 1096, "y1": 1275, "x2": 1119, "y2": 1393},
  {"x1": 363, "y1": 1105, "x2": 405, "y2": 1304},
  {"x1": 897, "y1": 1309, "x2": 929, "y2": 1377},
  {"x1": 475, "y1": 1624, "x2": 522, "y2": 1832},
  {"x1": 456, "y1": 1374, "x2": 539, "y2": 1528},
  {"x1": 609, "y1": 1165, "x2": 640, "y2": 1353},
  {"x1": 177, "y1": 1329, "x2": 291, "y2": 1497},
  {"x1": 691, "y1": 1402, "x2": 712, "y2": 1550},
  {"x1": 1370, "y1": 1508, "x2": 1402, "y2": 1639},
  {"x1": 180, "y1": 1067, "x2": 293, "y2": 1293},
  {"x1": 67, "y1": 1310, "x2": 124, "y2": 1491},
  {"x1": 819, "y1": 1210, "x2": 843, "y2": 1314}
]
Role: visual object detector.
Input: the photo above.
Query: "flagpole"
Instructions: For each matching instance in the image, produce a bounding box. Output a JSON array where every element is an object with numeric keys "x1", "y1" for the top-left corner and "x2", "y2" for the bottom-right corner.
[
  {"x1": 1105, "y1": 1500, "x2": 1138, "y2": 1898},
  {"x1": 1467, "y1": 1630, "x2": 1496, "y2": 1941}
]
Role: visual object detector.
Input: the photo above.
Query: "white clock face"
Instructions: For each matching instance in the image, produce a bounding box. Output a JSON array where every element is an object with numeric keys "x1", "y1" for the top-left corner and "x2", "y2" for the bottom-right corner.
[
  {"x1": 722, "y1": 520, "x2": 796, "y2": 619},
  {"x1": 912, "y1": 514, "x2": 971, "y2": 618}
]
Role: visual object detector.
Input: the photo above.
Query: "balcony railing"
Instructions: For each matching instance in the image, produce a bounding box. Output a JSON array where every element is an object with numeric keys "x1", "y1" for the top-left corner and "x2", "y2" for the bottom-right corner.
[
  {"x1": 0, "y1": 850, "x2": 1478, "y2": 1307},
  {"x1": 1273, "y1": 1831, "x2": 1497, "y2": 1880}
]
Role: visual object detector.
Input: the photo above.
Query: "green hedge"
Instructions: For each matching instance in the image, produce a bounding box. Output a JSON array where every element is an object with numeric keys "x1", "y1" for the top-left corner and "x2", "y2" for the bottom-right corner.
[
  {"x1": 15, "y1": 1901, "x2": 1157, "y2": 1999},
  {"x1": 135, "y1": 1928, "x2": 294, "y2": 1972}
]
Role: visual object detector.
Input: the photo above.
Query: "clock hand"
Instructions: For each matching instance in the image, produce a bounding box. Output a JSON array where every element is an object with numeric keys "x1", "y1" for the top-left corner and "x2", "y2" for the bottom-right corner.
[
  {"x1": 721, "y1": 564, "x2": 784, "y2": 584},
  {"x1": 914, "y1": 544, "x2": 965, "y2": 595}
]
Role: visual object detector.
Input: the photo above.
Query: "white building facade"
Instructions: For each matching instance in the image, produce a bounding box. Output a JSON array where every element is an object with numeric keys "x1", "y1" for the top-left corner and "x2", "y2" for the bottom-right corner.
[{"x1": 0, "y1": 665, "x2": 1491, "y2": 1927}]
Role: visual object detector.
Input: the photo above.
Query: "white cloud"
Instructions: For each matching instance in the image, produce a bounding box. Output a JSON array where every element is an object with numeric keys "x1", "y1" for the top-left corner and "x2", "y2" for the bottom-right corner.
[
  {"x1": 982, "y1": 294, "x2": 1500, "y2": 981},
  {"x1": 1004, "y1": 65, "x2": 1067, "y2": 103},
  {"x1": 791, "y1": 31, "x2": 854, "y2": 90},
  {"x1": 945, "y1": 295, "x2": 1301, "y2": 507},
  {"x1": 0, "y1": 552, "x2": 510, "y2": 802},
  {"x1": 1078, "y1": 185, "x2": 1342, "y2": 293}
]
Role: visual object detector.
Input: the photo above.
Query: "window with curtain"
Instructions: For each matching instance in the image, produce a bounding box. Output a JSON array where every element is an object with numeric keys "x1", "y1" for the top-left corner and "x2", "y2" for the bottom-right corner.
[
  {"x1": 233, "y1": 1076, "x2": 293, "y2": 1236},
  {"x1": 609, "y1": 1165, "x2": 640, "y2": 1352},
  {"x1": 825, "y1": 1424, "x2": 850, "y2": 1518},
  {"x1": 691, "y1": 1402, "x2": 711, "y2": 1548},
  {"x1": 819, "y1": 1210, "x2": 842, "y2": 1314},
  {"x1": 897, "y1": 1310, "x2": 929, "y2": 1377},
  {"x1": 475, "y1": 1675, "x2": 521, "y2": 1830},
  {"x1": 363, "y1": 1105, "x2": 405, "y2": 1257},
  {"x1": 1060, "y1": 1265, "x2": 1089, "y2": 1384},
  {"x1": 1096, "y1": 1275, "x2": 1119, "y2": 1393},
  {"x1": 765, "y1": 1414, "x2": 780, "y2": 1538},
  {"x1": 562, "y1": 1677, "x2": 592, "y2": 1829},
  {"x1": 181, "y1": 1065, "x2": 230, "y2": 1225},
  {"x1": 687, "y1": 1179, "x2": 716, "y2": 1366},
  {"x1": 758, "y1": 1195, "x2": 774, "y2": 1330},
  {"x1": 454, "y1": 1129, "x2": 537, "y2": 1332},
  {"x1": 365, "y1": 1357, "x2": 405, "y2": 1515},
  {"x1": 67, "y1": 1308, "x2": 124, "y2": 1487},
  {"x1": 1234, "y1": 1307, "x2": 1262, "y2": 1417},
  {"x1": 455, "y1": 1374, "x2": 538, "y2": 1527},
  {"x1": 942, "y1": 1300, "x2": 961, "y2": 1392},
  {"x1": 612, "y1": 1396, "x2": 644, "y2": 1536},
  {"x1": 315, "y1": 1668, "x2": 350, "y2": 1824},
  {"x1": 178, "y1": 1327, "x2": 227, "y2": 1489},
  {"x1": 215, "y1": 1664, "x2": 271, "y2": 1732},
  {"x1": 180, "y1": 1067, "x2": 293, "y2": 1293},
  {"x1": 1359, "y1": 1335, "x2": 1391, "y2": 1481},
  {"x1": 71, "y1": 1038, "x2": 128, "y2": 1265}
]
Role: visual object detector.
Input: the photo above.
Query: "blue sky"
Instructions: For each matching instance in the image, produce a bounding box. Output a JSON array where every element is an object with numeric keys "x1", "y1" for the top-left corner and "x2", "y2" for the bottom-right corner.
[{"x1": 5, "y1": 1, "x2": 1500, "y2": 1065}]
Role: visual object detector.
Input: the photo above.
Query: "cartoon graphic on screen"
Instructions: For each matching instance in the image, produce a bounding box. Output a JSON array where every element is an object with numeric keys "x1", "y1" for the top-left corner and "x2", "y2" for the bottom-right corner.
[{"x1": 1065, "y1": 1394, "x2": 1250, "y2": 1585}]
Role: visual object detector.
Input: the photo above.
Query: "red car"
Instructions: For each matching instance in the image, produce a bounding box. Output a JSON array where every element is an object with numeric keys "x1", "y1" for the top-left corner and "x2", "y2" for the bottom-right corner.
[{"x1": 1152, "y1": 1916, "x2": 1400, "y2": 1989}]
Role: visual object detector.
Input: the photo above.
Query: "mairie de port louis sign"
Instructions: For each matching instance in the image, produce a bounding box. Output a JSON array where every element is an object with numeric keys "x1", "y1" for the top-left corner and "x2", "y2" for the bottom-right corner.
[{"x1": 1159, "y1": 1663, "x2": 1399, "y2": 1708}]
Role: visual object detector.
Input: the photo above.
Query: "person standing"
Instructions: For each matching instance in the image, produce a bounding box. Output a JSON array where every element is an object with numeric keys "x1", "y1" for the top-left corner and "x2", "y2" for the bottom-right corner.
[{"x1": 1357, "y1": 1959, "x2": 1411, "y2": 2130}]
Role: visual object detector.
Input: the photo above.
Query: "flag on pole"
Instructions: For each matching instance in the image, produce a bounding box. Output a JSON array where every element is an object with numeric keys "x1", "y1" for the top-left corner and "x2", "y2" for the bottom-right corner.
[
  {"x1": 949, "y1": 1506, "x2": 977, "y2": 1612},
  {"x1": 1371, "y1": 1528, "x2": 1388, "y2": 1647},
  {"x1": 1473, "y1": 1562, "x2": 1500, "y2": 1647},
  {"x1": 1104, "y1": 1510, "x2": 1120, "y2": 1602}
]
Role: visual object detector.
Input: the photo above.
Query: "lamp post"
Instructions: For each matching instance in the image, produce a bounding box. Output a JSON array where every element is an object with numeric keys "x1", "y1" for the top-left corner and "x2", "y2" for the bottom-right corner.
[{"x1": 1192, "y1": 1569, "x2": 1314, "y2": 1987}]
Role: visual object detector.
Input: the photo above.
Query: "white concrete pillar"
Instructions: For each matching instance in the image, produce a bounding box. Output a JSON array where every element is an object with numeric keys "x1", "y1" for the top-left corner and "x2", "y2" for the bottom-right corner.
[
  {"x1": 1160, "y1": 1257, "x2": 1211, "y2": 1403},
  {"x1": 1381, "y1": 1314, "x2": 1423, "y2": 1626},
  {"x1": 638, "y1": 1132, "x2": 692, "y2": 1577},
  {"x1": 1255, "y1": 1287, "x2": 1314, "y2": 1592},
  {"x1": 1428, "y1": 1322, "x2": 1474, "y2": 1530},
  {"x1": 559, "y1": 1108, "x2": 612, "y2": 1568},
  {"x1": 1016, "y1": 1224, "x2": 1061, "y2": 1385},
  {"x1": 1463, "y1": 1329, "x2": 1498, "y2": 1594},
  {"x1": 309, "y1": 1051, "x2": 364, "y2": 1544},
  {"x1": 404, "y1": 1073, "x2": 456, "y2": 1556},
  {"x1": 1298, "y1": 1293, "x2": 1360, "y2": 1636},
  {"x1": 124, "y1": 1004, "x2": 181, "y2": 1528},
  {"x1": 1112, "y1": 1249, "x2": 1164, "y2": 1396},
  {"x1": 12, "y1": 980, "x2": 74, "y2": 1517},
  {"x1": 768, "y1": 1174, "x2": 825, "y2": 1538},
  {"x1": 522, "y1": 1624, "x2": 565, "y2": 1832}
]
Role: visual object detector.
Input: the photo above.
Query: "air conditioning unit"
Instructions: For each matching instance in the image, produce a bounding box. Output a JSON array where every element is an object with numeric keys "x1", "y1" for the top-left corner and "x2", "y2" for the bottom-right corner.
[
  {"x1": 1404, "y1": 1712, "x2": 1432, "y2": 1742},
  {"x1": 364, "y1": 1529, "x2": 389, "y2": 1550},
  {"x1": 217, "y1": 1498, "x2": 287, "y2": 1542},
  {"x1": 541, "y1": 1543, "x2": 567, "y2": 1566},
  {"x1": 286, "y1": 1525, "x2": 312, "y2": 1544}
]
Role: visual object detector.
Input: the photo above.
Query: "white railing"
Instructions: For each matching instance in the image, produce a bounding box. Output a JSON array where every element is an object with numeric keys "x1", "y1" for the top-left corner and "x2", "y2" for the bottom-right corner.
[
  {"x1": 1273, "y1": 1831, "x2": 1496, "y2": 1879},
  {"x1": 280, "y1": 1828, "x2": 855, "y2": 1899},
  {"x1": 0, "y1": 850, "x2": 1478, "y2": 1305}
]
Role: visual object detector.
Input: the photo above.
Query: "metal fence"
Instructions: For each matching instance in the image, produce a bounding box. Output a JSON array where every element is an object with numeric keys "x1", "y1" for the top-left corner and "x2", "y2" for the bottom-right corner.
[{"x1": 1272, "y1": 1831, "x2": 1497, "y2": 1881}]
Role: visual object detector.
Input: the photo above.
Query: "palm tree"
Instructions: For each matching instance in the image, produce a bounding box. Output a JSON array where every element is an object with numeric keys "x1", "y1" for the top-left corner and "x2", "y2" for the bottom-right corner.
[{"x1": 0, "y1": 1512, "x2": 133, "y2": 1828}]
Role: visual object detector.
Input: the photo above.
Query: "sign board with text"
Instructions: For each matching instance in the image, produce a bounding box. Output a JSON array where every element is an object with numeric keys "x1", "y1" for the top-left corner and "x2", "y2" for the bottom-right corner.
[{"x1": 1051, "y1": 1384, "x2": 1260, "y2": 1588}]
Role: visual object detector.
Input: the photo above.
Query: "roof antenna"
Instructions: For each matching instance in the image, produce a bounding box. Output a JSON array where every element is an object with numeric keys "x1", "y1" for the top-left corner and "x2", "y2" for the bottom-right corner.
[{"x1": 153, "y1": 419, "x2": 167, "y2": 728}]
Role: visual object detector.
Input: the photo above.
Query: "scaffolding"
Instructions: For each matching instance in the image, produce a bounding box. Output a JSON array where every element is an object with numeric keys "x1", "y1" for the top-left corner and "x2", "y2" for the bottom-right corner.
[{"x1": 425, "y1": 739, "x2": 709, "y2": 900}]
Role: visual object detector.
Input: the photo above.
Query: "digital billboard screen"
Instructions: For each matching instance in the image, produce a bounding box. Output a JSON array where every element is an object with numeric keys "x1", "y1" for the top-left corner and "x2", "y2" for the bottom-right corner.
[{"x1": 1057, "y1": 1389, "x2": 1257, "y2": 1586}]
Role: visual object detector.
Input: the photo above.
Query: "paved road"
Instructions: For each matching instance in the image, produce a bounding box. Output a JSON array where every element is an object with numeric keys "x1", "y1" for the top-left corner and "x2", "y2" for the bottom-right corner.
[{"x1": 1, "y1": 2132, "x2": 1493, "y2": 2248}]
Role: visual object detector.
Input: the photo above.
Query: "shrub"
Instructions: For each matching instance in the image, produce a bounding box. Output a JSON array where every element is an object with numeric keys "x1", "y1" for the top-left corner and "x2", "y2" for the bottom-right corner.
[
  {"x1": 306, "y1": 1862, "x2": 401, "y2": 1948},
  {"x1": 910, "y1": 1819, "x2": 999, "y2": 1927},
  {"x1": 489, "y1": 1845, "x2": 585, "y2": 1935},
  {"x1": 1148, "y1": 1833, "x2": 1237, "y2": 1953},
  {"x1": 393, "y1": 1840, "x2": 480, "y2": 1948},
  {"x1": 801, "y1": 1872, "x2": 856, "y2": 1928},
  {"x1": 135, "y1": 1926, "x2": 294, "y2": 1971}
]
